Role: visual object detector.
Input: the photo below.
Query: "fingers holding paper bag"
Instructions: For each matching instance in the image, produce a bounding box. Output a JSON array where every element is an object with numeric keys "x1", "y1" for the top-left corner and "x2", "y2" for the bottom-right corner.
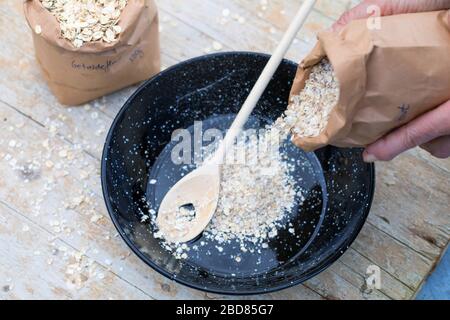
[
  {"x1": 363, "y1": 100, "x2": 450, "y2": 161},
  {"x1": 289, "y1": 8, "x2": 450, "y2": 160}
]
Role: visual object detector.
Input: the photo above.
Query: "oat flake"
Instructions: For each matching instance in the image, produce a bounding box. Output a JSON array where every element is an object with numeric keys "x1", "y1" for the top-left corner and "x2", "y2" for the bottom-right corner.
[{"x1": 39, "y1": 0, "x2": 128, "y2": 48}]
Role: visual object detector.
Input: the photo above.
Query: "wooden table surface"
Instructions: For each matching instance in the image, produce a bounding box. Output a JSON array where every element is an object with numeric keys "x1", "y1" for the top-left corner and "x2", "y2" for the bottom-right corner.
[{"x1": 1, "y1": 0, "x2": 449, "y2": 300}]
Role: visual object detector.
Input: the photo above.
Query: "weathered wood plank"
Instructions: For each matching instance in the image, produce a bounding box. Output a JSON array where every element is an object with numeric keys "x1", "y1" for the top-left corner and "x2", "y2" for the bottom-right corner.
[
  {"x1": 0, "y1": 9, "x2": 112, "y2": 160},
  {"x1": 155, "y1": 0, "x2": 314, "y2": 62},
  {"x1": 352, "y1": 223, "x2": 432, "y2": 290},
  {"x1": 413, "y1": 148, "x2": 450, "y2": 176},
  {"x1": 231, "y1": 0, "x2": 340, "y2": 38},
  {"x1": 339, "y1": 248, "x2": 414, "y2": 300},
  {"x1": 0, "y1": 0, "x2": 448, "y2": 300},
  {"x1": 94, "y1": 8, "x2": 235, "y2": 118},
  {"x1": 0, "y1": 102, "x2": 214, "y2": 300},
  {"x1": 0, "y1": 202, "x2": 151, "y2": 300},
  {"x1": 307, "y1": 260, "x2": 389, "y2": 300},
  {"x1": 367, "y1": 153, "x2": 450, "y2": 261}
]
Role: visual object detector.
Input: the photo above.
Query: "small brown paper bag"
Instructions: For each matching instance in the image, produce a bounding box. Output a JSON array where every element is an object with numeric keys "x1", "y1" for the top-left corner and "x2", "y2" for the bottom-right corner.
[
  {"x1": 291, "y1": 10, "x2": 450, "y2": 151},
  {"x1": 24, "y1": 0, "x2": 161, "y2": 105}
]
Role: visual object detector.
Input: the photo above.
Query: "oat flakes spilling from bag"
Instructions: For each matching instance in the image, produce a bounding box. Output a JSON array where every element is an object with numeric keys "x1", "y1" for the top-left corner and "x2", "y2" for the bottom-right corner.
[
  {"x1": 274, "y1": 59, "x2": 339, "y2": 138},
  {"x1": 40, "y1": 0, "x2": 128, "y2": 47}
]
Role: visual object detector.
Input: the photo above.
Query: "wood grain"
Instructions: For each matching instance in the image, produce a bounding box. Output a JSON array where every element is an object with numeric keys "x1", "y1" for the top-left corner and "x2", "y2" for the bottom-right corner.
[{"x1": 0, "y1": 0, "x2": 448, "y2": 300}]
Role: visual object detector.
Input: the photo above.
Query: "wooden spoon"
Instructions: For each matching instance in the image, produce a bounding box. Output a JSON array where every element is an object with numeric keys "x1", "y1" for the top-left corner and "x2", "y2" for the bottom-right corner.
[{"x1": 156, "y1": 0, "x2": 317, "y2": 243}]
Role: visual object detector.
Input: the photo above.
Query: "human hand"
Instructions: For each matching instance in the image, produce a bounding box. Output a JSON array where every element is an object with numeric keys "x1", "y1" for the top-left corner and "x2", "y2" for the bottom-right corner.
[
  {"x1": 332, "y1": 0, "x2": 450, "y2": 161},
  {"x1": 363, "y1": 101, "x2": 450, "y2": 161},
  {"x1": 332, "y1": 0, "x2": 450, "y2": 32}
]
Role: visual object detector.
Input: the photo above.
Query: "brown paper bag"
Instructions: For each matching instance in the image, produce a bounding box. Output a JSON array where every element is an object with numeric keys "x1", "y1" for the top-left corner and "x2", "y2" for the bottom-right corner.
[
  {"x1": 291, "y1": 10, "x2": 450, "y2": 151},
  {"x1": 24, "y1": 0, "x2": 160, "y2": 105}
]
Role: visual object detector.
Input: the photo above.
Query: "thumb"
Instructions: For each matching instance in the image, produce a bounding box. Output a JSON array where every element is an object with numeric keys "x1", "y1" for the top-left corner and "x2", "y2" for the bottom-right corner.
[{"x1": 363, "y1": 100, "x2": 450, "y2": 162}]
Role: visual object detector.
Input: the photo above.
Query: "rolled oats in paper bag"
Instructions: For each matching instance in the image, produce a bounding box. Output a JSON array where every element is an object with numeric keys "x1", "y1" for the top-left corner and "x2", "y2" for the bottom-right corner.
[
  {"x1": 290, "y1": 10, "x2": 450, "y2": 151},
  {"x1": 24, "y1": 0, "x2": 160, "y2": 105}
]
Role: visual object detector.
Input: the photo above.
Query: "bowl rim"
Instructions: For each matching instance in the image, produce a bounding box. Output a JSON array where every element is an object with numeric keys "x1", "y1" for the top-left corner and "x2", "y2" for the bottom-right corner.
[{"x1": 101, "y1": 51, "x2": 376, "y2": 296}]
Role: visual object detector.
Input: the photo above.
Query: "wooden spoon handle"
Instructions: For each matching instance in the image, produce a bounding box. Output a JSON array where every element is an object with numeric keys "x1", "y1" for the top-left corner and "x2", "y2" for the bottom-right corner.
[{"x1": 212, "y1": 0, "x2": 317, "y2": 163}]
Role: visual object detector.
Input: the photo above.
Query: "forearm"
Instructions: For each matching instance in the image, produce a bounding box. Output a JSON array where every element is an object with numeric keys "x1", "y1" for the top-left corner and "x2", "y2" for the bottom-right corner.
[
  {"x1": 333, "y1": 0, "x2": 450, "y2": 31},
  {"x1": 378, "y1": 0, "x2": 450, "y2": 15}
]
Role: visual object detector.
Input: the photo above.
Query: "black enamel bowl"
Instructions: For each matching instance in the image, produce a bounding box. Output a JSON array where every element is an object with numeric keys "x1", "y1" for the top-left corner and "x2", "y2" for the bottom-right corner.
[{"x1": 101, "y1": 52, "x2": 375, "y2": 295}]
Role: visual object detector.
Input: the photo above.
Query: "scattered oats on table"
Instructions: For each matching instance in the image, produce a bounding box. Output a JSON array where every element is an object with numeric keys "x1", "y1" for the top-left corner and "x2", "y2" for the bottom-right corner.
[{"x1": 39, "y1": 0, "x2": 128, "y2": 48}]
